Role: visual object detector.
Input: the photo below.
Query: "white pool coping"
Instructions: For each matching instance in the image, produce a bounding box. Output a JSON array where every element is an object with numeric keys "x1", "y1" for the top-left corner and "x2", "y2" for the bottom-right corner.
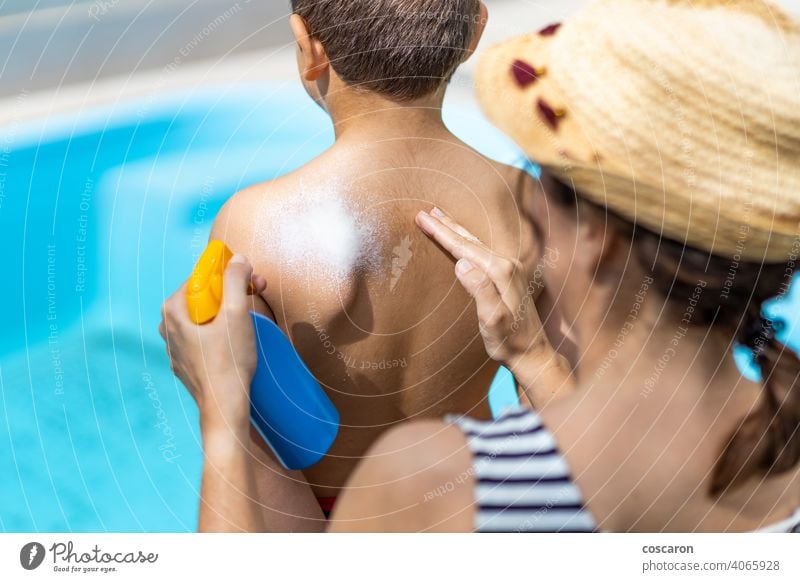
[
  {"x1": 0, "y1": 0, "x2": 579, "y2": 130},
  {"x1": 3, "y1": 0, "x2": 798, "y2": 131},
  {"x1": 0, "y1": 47, "x2": 294, "y2": 128}
]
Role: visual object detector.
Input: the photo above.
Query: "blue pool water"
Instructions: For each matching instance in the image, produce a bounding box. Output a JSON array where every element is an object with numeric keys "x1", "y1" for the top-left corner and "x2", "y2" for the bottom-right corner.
[
  {"x1": 0, "y1": 85, "x2": 523, "y2": 532},
  {"x1": 1, "y1": 84, "x2": 798, "y2": 532}
]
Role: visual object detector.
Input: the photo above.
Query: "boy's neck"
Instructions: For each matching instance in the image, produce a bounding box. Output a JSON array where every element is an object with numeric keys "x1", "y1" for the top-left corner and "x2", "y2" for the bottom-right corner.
[{"x1": 327, "y1": 87, "x2": 448, "y2": 141}]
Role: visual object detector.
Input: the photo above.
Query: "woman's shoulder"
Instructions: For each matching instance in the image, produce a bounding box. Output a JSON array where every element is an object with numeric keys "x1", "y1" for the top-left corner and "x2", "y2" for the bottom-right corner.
[
  {"x1": 449, "y1": 406, "x2": 543, "y2": 432},
  {"x1": 448, "y1": 407, "x2": 572, "y2": 477},
  {"x1": 329, "y1": 420, "x2": 476, "y2": 532},
  {"x1": 448, "y1": 406, "x2": 552, "y2": 450}
]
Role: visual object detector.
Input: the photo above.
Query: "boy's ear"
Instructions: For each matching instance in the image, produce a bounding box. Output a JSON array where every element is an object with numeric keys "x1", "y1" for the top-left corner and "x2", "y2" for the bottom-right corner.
[
  {"x1": 290, "y1": 14, "x2": 329, "y2": 82},
  {"x1": 464, "y1": 2, "x2": 489, "y2": 60}
]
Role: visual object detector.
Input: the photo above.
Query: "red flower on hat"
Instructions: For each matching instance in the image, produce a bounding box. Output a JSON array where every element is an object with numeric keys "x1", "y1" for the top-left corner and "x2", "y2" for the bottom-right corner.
[
  {"x1": 539, "y1": 23, "x2": 562, "y2": 36},
  {"x1": 538, "y1": 98, "x2": 566, "y2": 130},
  {"x1": 511, "y1": 60, "x2": 541, "y2": 88}
]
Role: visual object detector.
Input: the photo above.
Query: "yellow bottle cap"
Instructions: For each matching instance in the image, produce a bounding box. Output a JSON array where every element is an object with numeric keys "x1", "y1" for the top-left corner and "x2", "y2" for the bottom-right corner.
[{"x1": 186, "y1": 240, "x2": 234, "y2": 324}]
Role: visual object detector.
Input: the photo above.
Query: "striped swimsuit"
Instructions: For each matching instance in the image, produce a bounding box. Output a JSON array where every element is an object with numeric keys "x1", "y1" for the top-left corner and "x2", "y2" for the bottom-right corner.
[
  {"x1": 449, "y1": 407, "x2": 800, "y2": 533},
  {"x1": 449, "y1": 407, "x2": 596, "y2": 533}
]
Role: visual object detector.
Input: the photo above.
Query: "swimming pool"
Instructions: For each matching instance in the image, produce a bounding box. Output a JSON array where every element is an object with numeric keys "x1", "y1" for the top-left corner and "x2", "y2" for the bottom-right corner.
[
  {"x1": 1, "y1": 83, "x2": 798, "y2": 532},
  {"x1": 0, "y1": 84, "x2": 524, "y2": 532}
]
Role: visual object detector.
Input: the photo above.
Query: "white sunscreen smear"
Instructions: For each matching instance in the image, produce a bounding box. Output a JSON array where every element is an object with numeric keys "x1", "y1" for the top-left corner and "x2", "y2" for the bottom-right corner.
[{"x1": 268, "y1": 185, "x2": 382, "y2": 287}]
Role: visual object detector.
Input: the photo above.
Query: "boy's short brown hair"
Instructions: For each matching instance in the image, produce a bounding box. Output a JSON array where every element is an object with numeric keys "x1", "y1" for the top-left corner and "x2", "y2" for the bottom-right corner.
[{"x1": 291, "y1": 0, "x2": 481, "y2": 102}]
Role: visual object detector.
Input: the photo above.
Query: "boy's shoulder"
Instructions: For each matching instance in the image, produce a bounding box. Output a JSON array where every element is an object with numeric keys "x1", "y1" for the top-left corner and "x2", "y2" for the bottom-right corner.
[
  {"x1": 209, "y1": 159, "x2": 367, "y2": 311},
  {"x1": 495, "y1": 161, "x2": 536, "y2": 192},
  {"x1": 473, "y1": 156, "x2": 540, "y2": 212},
  {"x1": 211, "y1": 167, "x2": 307, "y2": 243},
  {"x1": 220, "y1": 173, "x2": 295, "y2": 217},
  {"x1": 450, "y1": 136, "x2": 538, "y2": 200},
  {"x1": 214, "y1": 147, "x2": 345, "y2": 228}
]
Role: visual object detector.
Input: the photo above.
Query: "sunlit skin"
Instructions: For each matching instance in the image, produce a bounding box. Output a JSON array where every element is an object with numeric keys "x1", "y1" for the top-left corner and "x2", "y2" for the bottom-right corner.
[
  {"x1": 327, "y1": 183, "x2": 800, "y2": 532},
  {"x1": 201, "y1": 2, "x2": 573, "y2": 513},
  {"x1": 161, "y1": 173, "x2": 800, "y2": 532}
]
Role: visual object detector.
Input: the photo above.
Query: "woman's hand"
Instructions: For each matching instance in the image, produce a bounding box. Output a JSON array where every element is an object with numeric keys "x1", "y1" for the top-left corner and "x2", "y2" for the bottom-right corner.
[
  {"x1": 416, "y1": 207, "x2": 548, "y2": 365},
  {"x1": 159, "y1": 254, "x2": 269, "y2": 434},
  {"x1": 416, "y1": 208, "x2": 573, "y2": 406}
]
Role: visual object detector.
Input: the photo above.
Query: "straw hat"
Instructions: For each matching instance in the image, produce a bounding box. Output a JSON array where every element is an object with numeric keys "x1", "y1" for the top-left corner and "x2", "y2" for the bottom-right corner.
[{"x1": 476, "y1": 0, "x2": 800, "y2": 262}]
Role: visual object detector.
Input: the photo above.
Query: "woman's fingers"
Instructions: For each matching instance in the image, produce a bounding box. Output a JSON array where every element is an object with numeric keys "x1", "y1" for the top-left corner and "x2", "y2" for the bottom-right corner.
[
  {"x1": 251, "y1": 274, "x2": 268, "y2": 295},
  {"x1": 416, "y1": 211, "x2": 500, "y2": 275},
  {"x1": 417, "y1": 207, "x2": 545, "y2": 366},
  {"x1": 224, "y1": 259, "x2": 271, "y2": 317},
  {"x1": 455, "y1": 259, "x2": 508, "y2": 329},
  {"x1": 222, "y1": 255, "x2": 253, "y2": 314},
  {"x1": 417, "y1": 210, "x2": 527, "y2": 308},
  {"x1": 430, "y1": 207, "x2": 482, "y2": 243}
]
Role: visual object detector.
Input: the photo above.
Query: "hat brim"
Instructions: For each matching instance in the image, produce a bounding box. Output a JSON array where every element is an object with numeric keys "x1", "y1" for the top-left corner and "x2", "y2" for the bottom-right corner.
[{"x1": 475, "y1": 30, "x2": 799, "y2": 263}]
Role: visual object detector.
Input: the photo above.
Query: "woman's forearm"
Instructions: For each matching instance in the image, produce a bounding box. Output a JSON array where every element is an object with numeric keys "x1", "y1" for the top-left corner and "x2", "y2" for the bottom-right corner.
[
  {"x1": 198, "y1": 412, "x2": 265, "y2": 533},
  {"x1": 509, "y1": 346, "x2": 576, "y2": 408},
  {"x1": 247, "y1": 427, "x2": 327, "y2": 532}
]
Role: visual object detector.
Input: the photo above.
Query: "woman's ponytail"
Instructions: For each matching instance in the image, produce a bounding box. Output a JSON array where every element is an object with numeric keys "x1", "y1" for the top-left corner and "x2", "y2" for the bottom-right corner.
[{"x1": 711, "y1": 311, "x2": 800, "y2": 495}]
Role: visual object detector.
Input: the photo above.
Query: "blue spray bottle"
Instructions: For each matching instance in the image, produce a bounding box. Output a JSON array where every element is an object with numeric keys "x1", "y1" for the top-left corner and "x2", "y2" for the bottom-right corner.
[{"x1": 186, "y1": 241, "x2": 339, "y2": 470}]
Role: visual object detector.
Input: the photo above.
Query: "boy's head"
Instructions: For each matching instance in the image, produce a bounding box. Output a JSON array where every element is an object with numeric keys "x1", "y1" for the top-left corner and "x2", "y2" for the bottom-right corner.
[{"x1": 290, "y1": 0, "x2": 486, "y2": 104}]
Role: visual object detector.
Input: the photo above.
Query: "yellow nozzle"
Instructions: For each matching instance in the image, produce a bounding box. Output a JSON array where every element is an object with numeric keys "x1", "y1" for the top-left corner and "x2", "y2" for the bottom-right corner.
[{"x1": 186, "y1": 240, "x2": 234, "y2": 324}]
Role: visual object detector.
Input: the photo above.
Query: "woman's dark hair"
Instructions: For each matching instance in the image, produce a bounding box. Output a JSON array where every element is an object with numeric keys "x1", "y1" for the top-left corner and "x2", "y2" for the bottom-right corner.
[{"x1": 548, "y1": 175, "x2": 800, "y2": 495}]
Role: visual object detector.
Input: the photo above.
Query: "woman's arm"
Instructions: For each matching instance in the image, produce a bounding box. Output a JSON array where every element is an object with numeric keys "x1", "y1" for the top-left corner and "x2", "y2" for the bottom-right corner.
[
  {"x1": 199, "y1": 415, "x2": 265, "y2": 532},
  {"x1": 328, "y1": 421, "x2": 475, "y2": 532},
  {"x1": 198, "y1": 424, "x2": 325, "y2": 532},
  {"x1": 160, "y1": 255, "x2": 323, "y2": 532},
  {"x1": 160, "y1": 255, "x2": 266, "y2": 531},
  {"x1": 247, "y1": 428, "x2": 326, "y2": 532}
]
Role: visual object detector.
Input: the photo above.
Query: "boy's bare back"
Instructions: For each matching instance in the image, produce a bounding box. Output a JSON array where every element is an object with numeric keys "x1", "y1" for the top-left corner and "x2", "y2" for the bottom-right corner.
[{"x1": 212, "y1": 128, "x2": 539, "y2": 496}]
